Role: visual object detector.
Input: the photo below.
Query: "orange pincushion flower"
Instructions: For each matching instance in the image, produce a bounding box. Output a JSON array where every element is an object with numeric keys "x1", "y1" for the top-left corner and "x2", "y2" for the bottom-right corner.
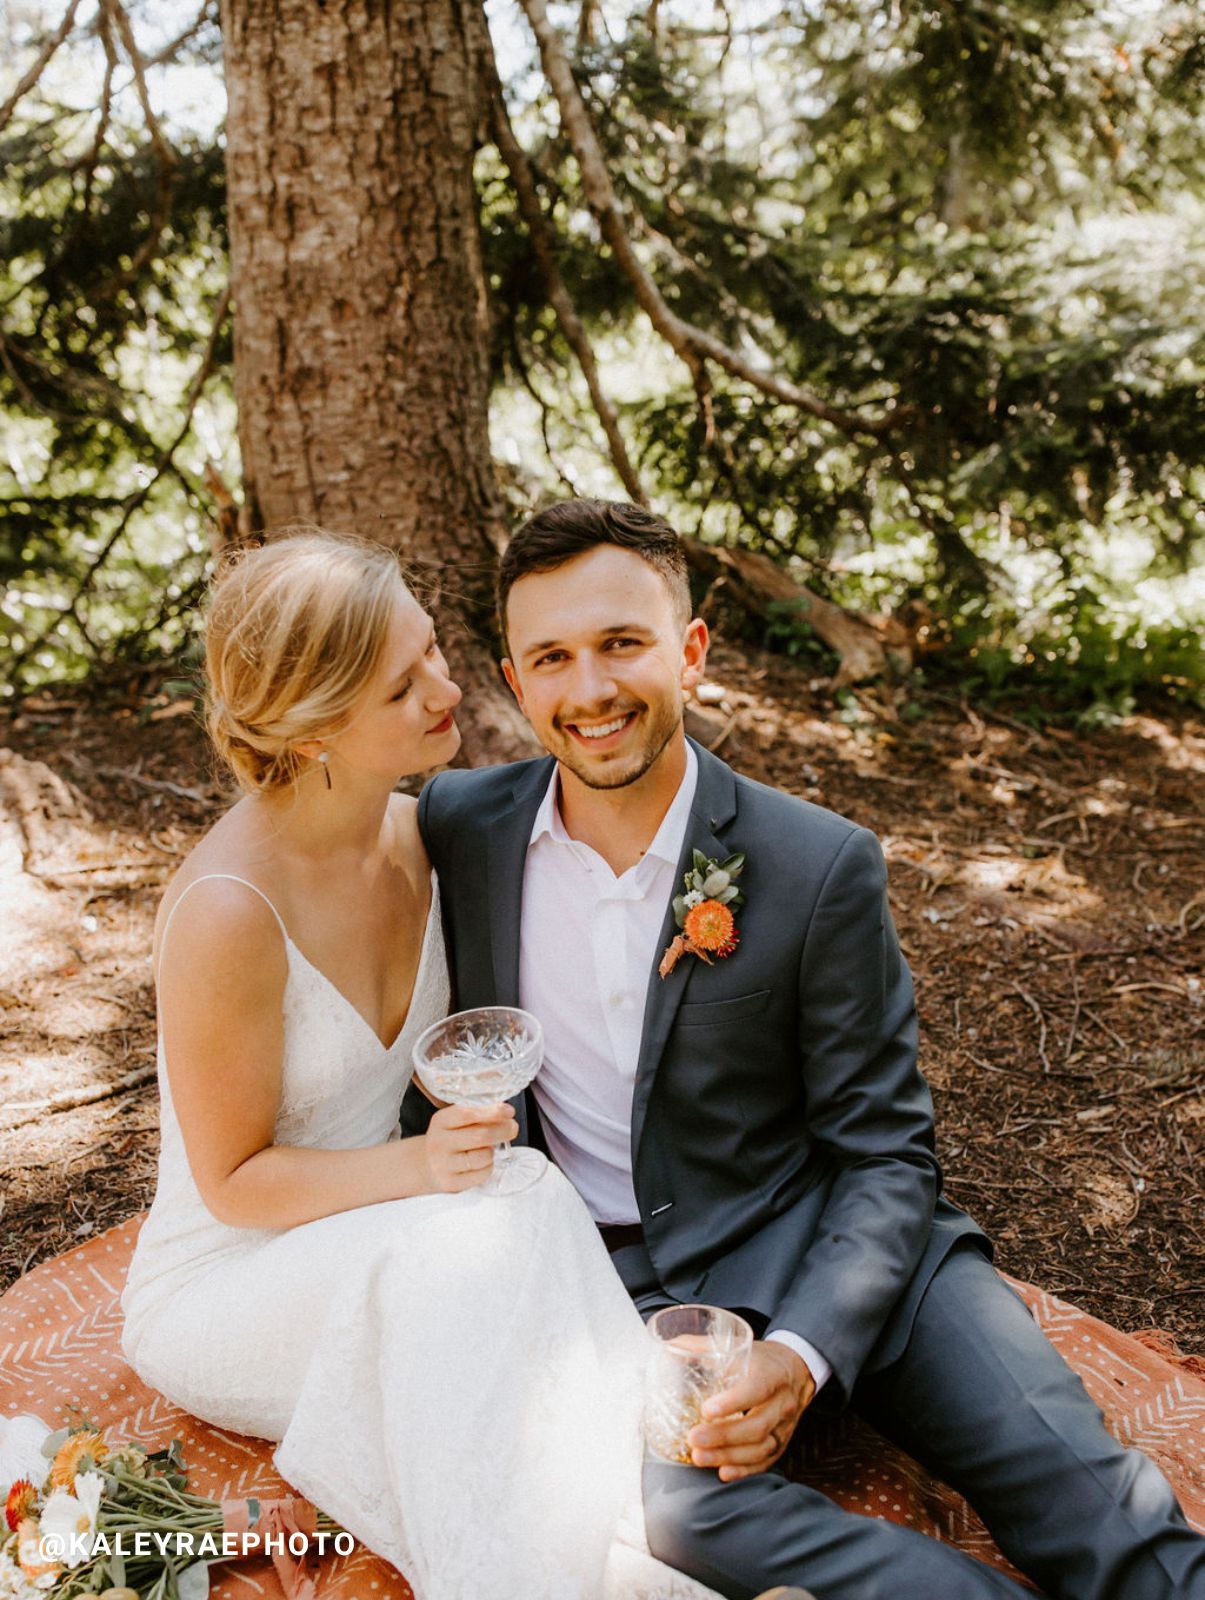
[
  {"x1": 49, "y1": 1427, "x2": 107, "y2": 1488},
  {"x1": 683, "y1": 899, "x2": 738, "y2": 957},
  {"x1": 660, "y1": 849, "x2": 746, "y2": 977},
  {"x1": 5, "y1": 1478, "x2": 36, "y2": 1532}
]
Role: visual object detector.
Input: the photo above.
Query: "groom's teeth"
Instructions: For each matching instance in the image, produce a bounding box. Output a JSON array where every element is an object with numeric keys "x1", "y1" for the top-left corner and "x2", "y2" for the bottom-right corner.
[{"x1": 577, "y1": 716, "x2": 629, "y2": 739}]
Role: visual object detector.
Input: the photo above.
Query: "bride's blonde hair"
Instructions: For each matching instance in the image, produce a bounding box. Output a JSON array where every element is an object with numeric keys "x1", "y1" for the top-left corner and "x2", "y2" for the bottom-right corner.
[{"x1": 204, "y1": 530, "x2": 409, "y2": 794}]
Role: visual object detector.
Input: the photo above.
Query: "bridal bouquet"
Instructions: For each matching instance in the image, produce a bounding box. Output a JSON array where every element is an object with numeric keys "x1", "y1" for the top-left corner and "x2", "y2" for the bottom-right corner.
[{"x1": 1, "y1": 1412, "x2": 345, "y2": 1600}]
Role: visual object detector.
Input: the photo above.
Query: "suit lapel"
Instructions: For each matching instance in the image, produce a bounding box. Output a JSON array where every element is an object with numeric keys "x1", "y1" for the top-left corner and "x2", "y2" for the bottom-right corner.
[
  {"x1": 486, "y1": 757, "x2": 554, "y2": 1006},
  {"x1": 630, "y1": 740, "x2": 739, "y2": 1159}
]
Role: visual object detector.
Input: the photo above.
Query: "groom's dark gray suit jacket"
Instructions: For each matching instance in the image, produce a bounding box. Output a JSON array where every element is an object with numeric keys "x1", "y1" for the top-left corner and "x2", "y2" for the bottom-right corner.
[{"x1": 403, "y1": 738, "x2": 989, "y2": 1403}]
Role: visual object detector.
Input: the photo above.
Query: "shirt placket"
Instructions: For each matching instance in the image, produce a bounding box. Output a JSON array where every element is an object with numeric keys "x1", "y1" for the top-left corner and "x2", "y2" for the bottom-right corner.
[{"x1": 587, "y1": 875, "x2": 639, "y2": 1078}]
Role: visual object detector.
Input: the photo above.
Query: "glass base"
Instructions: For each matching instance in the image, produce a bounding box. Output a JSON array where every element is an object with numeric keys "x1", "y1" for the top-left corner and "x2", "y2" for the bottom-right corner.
[{"x1": 482, "y1": 1147, "x2": 548, "y2": 1196}]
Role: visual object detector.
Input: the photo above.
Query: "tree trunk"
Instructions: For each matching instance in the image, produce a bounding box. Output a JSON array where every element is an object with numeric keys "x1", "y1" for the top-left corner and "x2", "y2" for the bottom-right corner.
[{"x1": 219, "y1": 0, "x2": 534, "y2": 763}]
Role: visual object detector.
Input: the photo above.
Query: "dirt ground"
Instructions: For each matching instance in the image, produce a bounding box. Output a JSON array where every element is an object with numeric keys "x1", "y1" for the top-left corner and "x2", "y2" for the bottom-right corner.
[{"x1": 1, "y1": 647, "x2": 1202, "y2": 1351}]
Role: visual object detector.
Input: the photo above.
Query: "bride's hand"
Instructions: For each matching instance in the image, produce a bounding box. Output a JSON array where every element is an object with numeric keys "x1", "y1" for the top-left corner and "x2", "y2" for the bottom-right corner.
[{"x1": 421, "y1": 1103, "x2": 520, "y2": 1193}]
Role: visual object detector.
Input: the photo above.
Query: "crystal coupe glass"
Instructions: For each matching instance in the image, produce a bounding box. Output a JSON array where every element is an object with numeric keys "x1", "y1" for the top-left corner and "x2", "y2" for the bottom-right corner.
[{"x1": 412, "y1": 1006, "x2": 547, "y2": 1196}]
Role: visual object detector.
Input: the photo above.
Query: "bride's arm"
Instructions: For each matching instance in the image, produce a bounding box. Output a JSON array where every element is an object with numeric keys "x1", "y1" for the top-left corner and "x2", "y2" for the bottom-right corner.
[{"x1": 156, "y1": 880, "x2": 516, "y2": 1229}]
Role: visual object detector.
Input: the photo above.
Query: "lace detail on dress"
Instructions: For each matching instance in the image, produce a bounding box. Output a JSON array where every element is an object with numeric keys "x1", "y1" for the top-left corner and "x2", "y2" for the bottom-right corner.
[{"x1": 270, "y1": 1167, "x2": 718, "y2": 1600}]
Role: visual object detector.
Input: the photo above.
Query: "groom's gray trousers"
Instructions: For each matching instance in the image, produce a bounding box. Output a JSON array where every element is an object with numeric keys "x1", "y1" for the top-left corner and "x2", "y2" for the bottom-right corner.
[{"x1": 618, "y1": 1240, "x2": 1205, "y2": 1600}]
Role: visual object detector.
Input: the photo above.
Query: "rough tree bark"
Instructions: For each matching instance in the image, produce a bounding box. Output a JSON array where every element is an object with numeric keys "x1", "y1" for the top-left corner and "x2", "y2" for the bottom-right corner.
[{"x1": 219, "y1": 0, "x2": 534, "y2": 763}]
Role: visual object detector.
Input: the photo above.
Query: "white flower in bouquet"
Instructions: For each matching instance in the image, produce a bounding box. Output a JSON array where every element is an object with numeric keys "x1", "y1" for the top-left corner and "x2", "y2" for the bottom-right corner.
[
  {"x1": 35, "y1": 1471, "x2": 104, "y2": 1567},
  {"x1": 0, "y1": 1545, "x2": 45, "y2": 1600}
]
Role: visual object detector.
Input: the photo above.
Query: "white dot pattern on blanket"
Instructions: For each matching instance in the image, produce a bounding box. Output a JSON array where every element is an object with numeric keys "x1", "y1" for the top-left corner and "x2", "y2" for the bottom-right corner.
[{"x1": 2, "y1": 1218, "x2": 1202, "y2": 1598}]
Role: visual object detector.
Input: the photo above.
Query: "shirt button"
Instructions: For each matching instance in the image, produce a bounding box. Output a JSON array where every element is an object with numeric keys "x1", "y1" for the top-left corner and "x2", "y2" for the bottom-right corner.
[{"x1": 608, "y1": 992, "x2": 625, "y2": 1008}]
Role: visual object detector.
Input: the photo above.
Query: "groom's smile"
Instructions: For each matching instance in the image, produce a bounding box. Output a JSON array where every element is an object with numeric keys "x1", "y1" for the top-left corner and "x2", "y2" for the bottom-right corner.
[{"x1": 562, "y1": 708, "x2": 639, "y2": 750}]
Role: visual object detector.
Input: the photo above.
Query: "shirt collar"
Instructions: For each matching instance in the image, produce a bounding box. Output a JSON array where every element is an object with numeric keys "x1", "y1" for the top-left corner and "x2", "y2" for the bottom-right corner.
[{"x1": 529, "y1": 741, "x2": 699, "y2": 869}]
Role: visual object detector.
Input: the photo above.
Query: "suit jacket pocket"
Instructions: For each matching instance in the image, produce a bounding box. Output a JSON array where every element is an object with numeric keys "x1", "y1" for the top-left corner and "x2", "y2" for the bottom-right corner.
[{"x1": 675, "y1": 989, "x2": 772, "y2": 1027}]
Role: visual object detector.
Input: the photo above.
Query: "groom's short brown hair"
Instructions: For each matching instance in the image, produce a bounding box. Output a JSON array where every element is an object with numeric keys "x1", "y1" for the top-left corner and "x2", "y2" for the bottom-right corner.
[{"x1": 497, "y1": 499, "x2": 691, "y2": 643}]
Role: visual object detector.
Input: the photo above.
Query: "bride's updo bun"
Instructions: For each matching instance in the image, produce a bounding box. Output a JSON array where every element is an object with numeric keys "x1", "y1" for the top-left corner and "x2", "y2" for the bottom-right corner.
[{"x1": 204, "y1": 530, "x2": 408, "y2": 794}]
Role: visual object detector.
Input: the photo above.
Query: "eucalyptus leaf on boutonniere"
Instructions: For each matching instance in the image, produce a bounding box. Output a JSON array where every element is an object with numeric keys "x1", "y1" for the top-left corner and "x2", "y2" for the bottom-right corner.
[{"x1": 658, "y1": 849, "x2": 746, "y2": 977}]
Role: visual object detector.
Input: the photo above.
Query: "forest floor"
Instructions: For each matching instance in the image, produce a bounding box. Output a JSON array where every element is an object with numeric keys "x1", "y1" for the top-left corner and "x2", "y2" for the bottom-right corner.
[{"x1": 1, "y1": 646, "x2": 1202, "y2": 1351}]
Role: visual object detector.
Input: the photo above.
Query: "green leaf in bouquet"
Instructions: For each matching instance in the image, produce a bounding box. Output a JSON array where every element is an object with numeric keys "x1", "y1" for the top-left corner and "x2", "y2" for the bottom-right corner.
[
  {"x1": 144, "y1": 1440, "x2": 188, "y2": 1489},
  {"x1": 63, "y1": 1406, "x2": 104, "y2": 1434},
  {"x1": 178, "y1": 1560, "x2": 211, "y2": 1599},
  {"x1": 161, "y1": 1548, "x2": 182, "y2": 1599},
  {"x1": 720, "y1": 852, "x2": 745, "y2": 875}
]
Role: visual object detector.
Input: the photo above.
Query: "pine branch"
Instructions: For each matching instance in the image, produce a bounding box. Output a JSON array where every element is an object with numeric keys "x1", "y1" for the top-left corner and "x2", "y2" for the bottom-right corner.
[
  {"x1": 506, "y1": 321, "x2": 584, "y2": 499},
  {"x1": 515, "y1": 0, "x2": 901, "y2": 441},
  {"x1": 646, "y1": 0, "x2": 663, "y2": 52},
  {"x1": 142, "y1": 0, "x2": 218, "y2": 69},
  {"x1": 0, "y1": 331, "x2": 154, "y2": 445},
  {"x1": 888, "y1": 449, "x2": 997, "y2": 596},
  {"x1": 486, "y1": 34, "x2": 649, "y2": 505},
  {"x1": 75, "y1": 2, "x2": 118, "y2": 220},
  {"x1": 102, "y1": 0, "x2": 179, "y2": 295},
  {"x1": 577, "y1": 0, "x2": 599, "y2": 50},
  {"x1": 0, "y1": 0, "x2": 85, "y2": 136},
  {"x1": 8, "y1": 284, "x2": 231, "y2": 686},
  {"x1": 631, "y1": 207, "x2": 791, "y2": 364},
  {"x1": 132, "y1": 563, "x2": 210, "y2": 644}
]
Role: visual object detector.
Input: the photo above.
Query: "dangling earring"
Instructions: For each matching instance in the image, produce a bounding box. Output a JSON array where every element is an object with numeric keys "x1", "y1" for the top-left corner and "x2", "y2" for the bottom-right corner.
[{"x1": 318, "y1": 751, "x2": 332, "y2": 790}]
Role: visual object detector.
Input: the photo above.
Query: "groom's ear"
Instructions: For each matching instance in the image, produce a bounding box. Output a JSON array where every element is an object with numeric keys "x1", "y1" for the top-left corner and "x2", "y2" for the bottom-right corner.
[
  {"x1": 501, "y1": 656, "x2": 526, "y2": 713},
  {"x1": 680, "y1": 617, "x2": 710, "y2": 695}
]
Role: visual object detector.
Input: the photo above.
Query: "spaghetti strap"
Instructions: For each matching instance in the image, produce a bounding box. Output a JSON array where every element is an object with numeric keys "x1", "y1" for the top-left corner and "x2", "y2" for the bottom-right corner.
[{"x1": 156, "y1": 873, "x2": 289, "y2": 986}]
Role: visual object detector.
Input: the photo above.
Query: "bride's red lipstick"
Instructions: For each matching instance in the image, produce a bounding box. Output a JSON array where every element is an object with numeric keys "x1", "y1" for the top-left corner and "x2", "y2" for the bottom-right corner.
[{"x1": 427, "y1": 713, "x2": 455, "y2": 735}]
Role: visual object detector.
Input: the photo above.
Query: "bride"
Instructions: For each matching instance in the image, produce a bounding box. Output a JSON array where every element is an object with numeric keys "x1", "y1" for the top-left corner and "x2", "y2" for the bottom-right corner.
[{"x1": 120, "y1": 531, "x2": 716, "y2": 1600}]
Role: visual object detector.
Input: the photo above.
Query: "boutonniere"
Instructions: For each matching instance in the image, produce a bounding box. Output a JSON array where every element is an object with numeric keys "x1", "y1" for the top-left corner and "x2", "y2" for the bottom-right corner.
[{"x1": 659, "y1": 849, "x2": 746, "y2": 977}]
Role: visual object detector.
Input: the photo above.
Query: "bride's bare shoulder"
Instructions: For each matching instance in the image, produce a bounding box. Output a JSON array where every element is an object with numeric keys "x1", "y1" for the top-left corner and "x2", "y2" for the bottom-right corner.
[{"x1": 154, "y1": 803, "x2": 284, "y2": 962}]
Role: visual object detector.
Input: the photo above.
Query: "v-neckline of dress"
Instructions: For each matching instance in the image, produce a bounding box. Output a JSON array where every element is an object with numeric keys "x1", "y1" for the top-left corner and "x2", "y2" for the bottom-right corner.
[{"x1": 283, "y1": 871, "x2": 438, "y2": 1055}]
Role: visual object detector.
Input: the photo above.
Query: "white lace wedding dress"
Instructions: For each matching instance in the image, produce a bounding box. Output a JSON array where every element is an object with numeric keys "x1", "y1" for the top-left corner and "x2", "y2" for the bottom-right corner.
[{"x1": 121, "y1": 872, "x2": 717, "y2": 1600}]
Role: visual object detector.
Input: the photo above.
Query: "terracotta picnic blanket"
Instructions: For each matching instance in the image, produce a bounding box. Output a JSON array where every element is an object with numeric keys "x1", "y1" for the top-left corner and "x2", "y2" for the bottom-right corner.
[{"x1": 2, "y1": 1213, "x2": 1202, "y2": 1597}]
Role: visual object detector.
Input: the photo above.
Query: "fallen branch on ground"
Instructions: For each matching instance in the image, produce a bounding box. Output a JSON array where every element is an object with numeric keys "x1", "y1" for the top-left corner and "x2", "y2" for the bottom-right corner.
[{"x1": 4, "y1": 1061, "x2": 158, "y2": 1128}]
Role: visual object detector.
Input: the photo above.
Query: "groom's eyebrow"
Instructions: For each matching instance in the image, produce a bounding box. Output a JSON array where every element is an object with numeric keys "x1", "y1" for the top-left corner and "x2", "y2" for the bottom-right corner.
[{"x1": 521, "y1": 639, "x2": 561, "y2": 660}]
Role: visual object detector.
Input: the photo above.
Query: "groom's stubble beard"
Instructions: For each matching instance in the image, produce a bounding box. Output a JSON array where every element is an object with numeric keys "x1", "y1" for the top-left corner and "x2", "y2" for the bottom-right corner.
[{"x1": 551, "y1": 695, "x2": 683, "y2": 792}]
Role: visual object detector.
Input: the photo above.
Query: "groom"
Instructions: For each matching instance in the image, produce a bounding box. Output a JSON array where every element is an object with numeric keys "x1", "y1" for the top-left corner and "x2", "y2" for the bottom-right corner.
[{"x1": 404, "y1": 500, "x2": 1203, "y2": 1599}]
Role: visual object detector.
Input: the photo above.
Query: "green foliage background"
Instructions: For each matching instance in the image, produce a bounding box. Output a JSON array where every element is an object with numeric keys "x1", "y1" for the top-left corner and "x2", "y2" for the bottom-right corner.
[{"x1": 2, "y1": 0, "x2": 1202, "y2": 716}]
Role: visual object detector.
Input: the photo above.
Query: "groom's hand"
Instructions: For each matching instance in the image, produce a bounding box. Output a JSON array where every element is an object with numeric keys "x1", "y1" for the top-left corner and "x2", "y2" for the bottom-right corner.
[{"x1": 687, "y1": 1341, "x2": 815, "y2": 1482}]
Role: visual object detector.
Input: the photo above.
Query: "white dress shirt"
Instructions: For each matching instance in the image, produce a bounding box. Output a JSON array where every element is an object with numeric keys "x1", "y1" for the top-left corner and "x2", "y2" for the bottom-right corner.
[{"x1": 518, "y1": 744, "x2": 832, "y2": 1397}]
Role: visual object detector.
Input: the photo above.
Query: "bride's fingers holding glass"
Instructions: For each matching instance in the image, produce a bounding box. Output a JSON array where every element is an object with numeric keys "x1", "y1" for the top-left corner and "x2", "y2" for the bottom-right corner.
[{"x1": 420, "y1": 1102, "x2": 520, "y2": 1192}]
